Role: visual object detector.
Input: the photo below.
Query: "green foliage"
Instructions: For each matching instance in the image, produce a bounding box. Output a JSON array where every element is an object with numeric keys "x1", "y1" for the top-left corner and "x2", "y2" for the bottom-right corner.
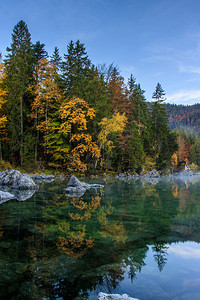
[
  {"x1": 4, "y1": 20, "x2": 35, "y2": 166},
  {"x1": 150, "y1": 83, "x2": 177, "y2": 169},
  {"x1": 1, "y1": 21, "x2": 182, "y2": 173}
]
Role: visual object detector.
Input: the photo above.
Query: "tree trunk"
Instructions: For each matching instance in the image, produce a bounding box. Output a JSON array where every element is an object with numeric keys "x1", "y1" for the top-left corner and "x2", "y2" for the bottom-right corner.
[
  {"x1": 0, "y1": 140, "x2": 2, "y2": 160},
  {"x1": 20, "y1": 95, "x2": 23, "y2": 167}
]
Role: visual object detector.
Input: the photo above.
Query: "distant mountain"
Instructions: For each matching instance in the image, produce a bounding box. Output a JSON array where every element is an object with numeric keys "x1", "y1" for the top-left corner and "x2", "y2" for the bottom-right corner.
[{"x1": 165, "y1": 103, "x2": 200, "y2": 133}]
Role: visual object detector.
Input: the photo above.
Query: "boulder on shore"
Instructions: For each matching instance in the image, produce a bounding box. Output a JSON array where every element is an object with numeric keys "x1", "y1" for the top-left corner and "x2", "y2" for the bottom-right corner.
[
  {"x1": 66, "y1": 175, "x2": 104, "y2": 197},
  {"x1": 0, "y1": 170, "x2": 38, "y2": 190},
  {"x1": 98, "y1": 292, "x2": 139, "y2": 300}
]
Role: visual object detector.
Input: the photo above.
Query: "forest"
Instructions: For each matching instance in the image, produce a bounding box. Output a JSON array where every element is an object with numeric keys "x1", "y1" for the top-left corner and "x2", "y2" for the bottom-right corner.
[
  {"x1": 0, "y1": 20, "x2": 199, "y2": 174},
  {"x1": 166, "y1": 103, "x2": 200, "y2": 133}
]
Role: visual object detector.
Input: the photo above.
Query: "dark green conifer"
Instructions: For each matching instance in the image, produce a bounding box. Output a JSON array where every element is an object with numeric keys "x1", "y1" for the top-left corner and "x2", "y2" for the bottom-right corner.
[
  {"x1": 150, "y1": 83, "x2": 177, "y2": 168},
  {"x1": 4, "y1": 20, "x2": 34, "y2": 166}
]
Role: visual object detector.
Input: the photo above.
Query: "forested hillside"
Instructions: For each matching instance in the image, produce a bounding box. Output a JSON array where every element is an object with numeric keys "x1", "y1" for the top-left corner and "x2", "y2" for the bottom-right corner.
[
  {"x1": 1, "y1": 20, "x2": 200, "y2": 173},
  {"x1": 166, "y1": 103, "x2": 200, "y2": 133}
]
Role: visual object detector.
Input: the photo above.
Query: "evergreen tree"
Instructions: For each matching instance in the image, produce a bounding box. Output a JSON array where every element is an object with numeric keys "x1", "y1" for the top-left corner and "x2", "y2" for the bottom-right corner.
[
  {"x1": 150, "y1": 83, "x2": 177, "y2": 168},
  {"x1": 4, "y1": 20, "x2": 34, "y2": 166},
  {"x1": 190, "y1": 138, "x2": 200, "y2": 166},
  {"x1": 50, "y1": 47, "x2": 62, "y2": 71},
  {"x1": 33, "y1": 41, "x2": 48, "y2": 62},
  {"x1": 62, "y1": 40, "x2": 91, "y2": 97},
  {"x1": 127, "y1": 75, "x2": 152, "y2": 154},
  {"x1": 83, "y1": 66, "x2": 111, "y2": 139},
  {"x1": 50, "y1": 47, "x2": 63, "y2": 89}
]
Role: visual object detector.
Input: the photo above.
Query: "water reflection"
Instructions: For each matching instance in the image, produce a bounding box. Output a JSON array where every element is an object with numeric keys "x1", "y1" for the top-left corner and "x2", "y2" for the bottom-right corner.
[{"x1": 0, "y1": 177, "x2": 200, "y2": 299}]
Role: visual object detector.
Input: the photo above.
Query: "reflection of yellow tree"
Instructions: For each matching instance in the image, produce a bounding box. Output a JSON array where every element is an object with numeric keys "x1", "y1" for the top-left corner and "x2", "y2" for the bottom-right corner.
[
  {"x1": 172, "y1": 184, "x2": 178, "y2": 198},
  {"x1": 57, "y1": 224, "x2": 94, "y2": 259},
  {"x1": 56, "y1": 194, "x2": 101, "y2": 258},
  {"x1": 144, "y1": 184, "x2": 159, "y2": 199},
  {"x1": 178, "y1": 187, "x2": 191, "y2": 213},
  {"x1": 35, "y1": 193, "x2": 102, "y2": 259},
  {"x1": 97, "y1": 200, "x2": 127, "y2": 244},
  {"x1": 69, "y1": 195, "x2": 101, "y2": 221}
]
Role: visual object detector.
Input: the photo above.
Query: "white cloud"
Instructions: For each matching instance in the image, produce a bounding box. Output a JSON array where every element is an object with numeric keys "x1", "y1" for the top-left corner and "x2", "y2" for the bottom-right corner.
[
  {"x1": 120, "y1": 65, "x2": 136, "y2": 81},
  {"x1": 166, "y1": 89, "x2": 200, "y2": 105},
  {"x1": 179, "y1": 65, "x2": 200, "y2": 74},
  {"x1": 168, "y1": 243, "x2": 200, "y2": 259}
]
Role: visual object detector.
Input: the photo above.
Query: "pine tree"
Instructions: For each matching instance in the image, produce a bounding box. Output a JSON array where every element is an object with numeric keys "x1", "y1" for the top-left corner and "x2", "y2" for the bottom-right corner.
[
  {"x1": 50, "y1": 47, "x2": 62, "y2": 71},
  {"x1": 33, "y1": 41, "x2": 48, "y2": 62},
  {"x1": 83, "y1": 66, "x2": 111, "y2": 139},
  {"x1": 150, "y1": 83, "x2": 177, "y2": 168},
  {"x1": 127, "y1": 75, "x2": 152, "y2": 154},
  {"x1": 62, "y1": 40, "x2": 91, "y2": 97},
  {"x1": 4, "y1": 20, "x2": 34, "y2": 166}
]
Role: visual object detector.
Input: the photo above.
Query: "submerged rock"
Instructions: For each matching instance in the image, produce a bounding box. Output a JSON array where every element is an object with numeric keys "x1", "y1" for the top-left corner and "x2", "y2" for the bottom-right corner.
[
  {"x1": 98, "y1": 292, "x2": 139, "y2": 300},
  {"x1": 0, "y1": 190, "x2": 15, "y2": 204},
  {"x1": 32, "y1": 173, "x2": 55, "y2": 182},
  {"x1": 66, "y1": 175, "x2": 104, "y2": 197},
  {"x1": 0, "y1": 170, "x2": 38, "y2": 190},
  {"x1": 65, "y1": 186, "x2": 86, "y2": 198},
  {"x1": 67, "y1": 175, "x2": 104, "y2": 189},
  {"x1": 13, "y1": 189, "x2": 37, "y2": 201}
]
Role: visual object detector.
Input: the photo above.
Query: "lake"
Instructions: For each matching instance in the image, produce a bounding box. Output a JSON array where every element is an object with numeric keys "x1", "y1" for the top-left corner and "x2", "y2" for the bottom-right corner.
[{"x1": 0, "y1": 175, "x2": 200, "y2": 299}]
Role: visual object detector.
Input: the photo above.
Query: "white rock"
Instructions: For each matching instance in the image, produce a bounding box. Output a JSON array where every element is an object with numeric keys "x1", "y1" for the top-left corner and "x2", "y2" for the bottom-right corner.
[
  {"x1": 0, "y1": 190, "x2": 15, "y2": 204},
  {"x1": 98, "y1": 292, "x2": 139, "y2": 300},
  {"x1": 0, "y1": 170, "x2": 38, "y2": 190},
  {"x1": 66, "y1": 176, "x2": 104, "y2": 197}
]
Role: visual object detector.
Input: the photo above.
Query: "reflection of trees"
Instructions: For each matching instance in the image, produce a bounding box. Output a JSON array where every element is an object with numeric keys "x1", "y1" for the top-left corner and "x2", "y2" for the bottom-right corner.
[
  {"x1": 1, "y1": 179, "x2": 200, "y2": 299},
  {"x1": 97, "y1": 199, "x2": 127, "y2": 244},
  {"x1": 152, "y1": 243, "x2": 169, "y2": 272},
  {"x1": 125, "y1": 246, "x2": 148, "y2": 281},
  {"x1": 37, "y1": 194, "x2": 102, "y2": 260},
  {"x1": 57, "y1": 224, "x2": 94, "y2": 258}
]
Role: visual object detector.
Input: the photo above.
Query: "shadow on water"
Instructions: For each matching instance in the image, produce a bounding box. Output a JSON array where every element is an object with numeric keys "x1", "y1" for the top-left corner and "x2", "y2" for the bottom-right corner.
[{"x1": 0, "y1": 176, "x2": 200, "y2": 299}]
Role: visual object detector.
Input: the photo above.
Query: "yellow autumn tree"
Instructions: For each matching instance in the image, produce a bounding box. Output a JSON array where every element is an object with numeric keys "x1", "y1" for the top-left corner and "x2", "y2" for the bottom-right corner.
[
  {"x1": 98, "y1": 112, "x2": 127, "y2": 153},
  {"x1": 0, "y1": 62, "x2": 7, "y2": 159},
  {"x1": 171, "y1": 153, "x2": 178, "y2": 172},
  {"x1": 29, "y1": 58, "x2": 68, "y2": 166},
  {"x1": 60, "y1": 97, "x2": 101, "y2": 172}
]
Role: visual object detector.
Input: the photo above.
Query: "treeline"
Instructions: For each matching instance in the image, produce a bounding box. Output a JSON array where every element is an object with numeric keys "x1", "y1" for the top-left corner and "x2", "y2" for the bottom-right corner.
[
  {"x1": 0, "y1": 20, "x2": 178, "y2": 173},
  {"x1": 166, "y1": 103, "x2": 200, "y2": 133},
  {"x1": 174, "y1": 128, "x2": 200, "y2": 168}
]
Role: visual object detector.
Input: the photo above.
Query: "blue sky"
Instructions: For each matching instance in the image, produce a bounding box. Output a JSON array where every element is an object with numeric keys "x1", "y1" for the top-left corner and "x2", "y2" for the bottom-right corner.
[{"x1": 1, "y1": 0, "x2": 200, "y2": 105}]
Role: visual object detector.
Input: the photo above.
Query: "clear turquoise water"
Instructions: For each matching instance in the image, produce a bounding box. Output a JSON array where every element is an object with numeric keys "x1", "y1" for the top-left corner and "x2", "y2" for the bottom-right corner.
[{"x1": 0, "y1": 175, "x2": 200, "y2": 299}]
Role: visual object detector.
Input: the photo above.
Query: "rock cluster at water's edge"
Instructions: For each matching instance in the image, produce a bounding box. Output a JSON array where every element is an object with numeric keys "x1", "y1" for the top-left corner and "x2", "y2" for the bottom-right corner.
[
  {"x1": 65, "y1": 175, "x2": 104, "y2": 197},
  {"x1": 0, "y1": 170, "x2": 38, "y2": 190}
]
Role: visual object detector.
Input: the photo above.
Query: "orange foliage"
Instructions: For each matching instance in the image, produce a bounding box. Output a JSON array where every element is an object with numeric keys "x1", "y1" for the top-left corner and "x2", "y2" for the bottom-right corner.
[
  {"x1": 60, "y1": 97, "x2": 101, "y2": 171},
  {"x1": 0, "y1": 63, "x2": 7, "y2": 138}
]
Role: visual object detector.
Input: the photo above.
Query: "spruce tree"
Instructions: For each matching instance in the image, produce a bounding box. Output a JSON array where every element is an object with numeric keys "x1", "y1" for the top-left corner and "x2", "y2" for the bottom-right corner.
[
  {"x1": 33, "y1": 41, "x2": 48, "y2": 62},
  {"x1": 4, "y1": 20, "x2": 34, "y2": 166},
  {"x1": 62, "y1": 40, "x2": 91, "y2": 97},
  {"x1": 150, "y1": 83, "x2": 177, "y2": 168},
  {"x1": 50, "y1": 47, "x2": 62, "y2": 70}
]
